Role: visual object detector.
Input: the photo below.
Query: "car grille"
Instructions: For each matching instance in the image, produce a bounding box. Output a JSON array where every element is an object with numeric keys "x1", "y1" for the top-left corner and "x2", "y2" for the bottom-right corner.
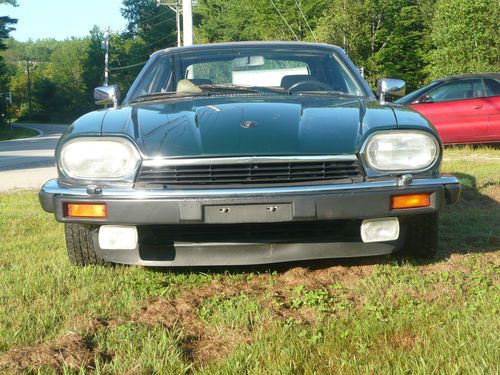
[{"x1": 135, "y1": 159, "x2": 364, "y2": 186}]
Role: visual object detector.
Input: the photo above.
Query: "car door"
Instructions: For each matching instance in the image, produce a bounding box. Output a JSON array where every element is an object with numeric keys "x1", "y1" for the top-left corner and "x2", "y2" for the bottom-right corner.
[
  {"x1": 483, "y1": 77, "x2": 500, "y2": 142},
  {"x1": 410, "y1": 78, "x2": 489, "y2": 144}
]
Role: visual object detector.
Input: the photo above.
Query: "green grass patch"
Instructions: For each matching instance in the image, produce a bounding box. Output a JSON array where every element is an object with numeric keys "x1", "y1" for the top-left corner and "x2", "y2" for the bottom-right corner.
[
  {"x1": 0, "y1": 147, "x2": 498, "y2": 373},
  {"x1": 0, "y1": 125, "x2": 38, "y2": 141}
]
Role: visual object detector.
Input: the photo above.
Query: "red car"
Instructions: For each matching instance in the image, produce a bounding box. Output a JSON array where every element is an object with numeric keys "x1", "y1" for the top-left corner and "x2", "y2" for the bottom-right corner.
[{"x1": 396, "y1": 73, "x2": 500, "y2": 144}]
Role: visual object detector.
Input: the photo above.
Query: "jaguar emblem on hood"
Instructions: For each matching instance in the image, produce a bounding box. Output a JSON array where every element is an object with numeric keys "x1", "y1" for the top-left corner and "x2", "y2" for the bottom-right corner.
[{"x1": 240, "y1": 120, "x2": 258, "y2": 129}]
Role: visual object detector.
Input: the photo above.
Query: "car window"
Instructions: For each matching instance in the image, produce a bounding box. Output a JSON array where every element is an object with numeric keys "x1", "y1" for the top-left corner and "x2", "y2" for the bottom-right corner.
[
  {"x1": 132, "y1": 55, "x2": 173, "y2": 96},
  {"x1": 395, "y1": 81, "x2": 440, "y2": 104},
  {"x1": 179, "y1": 49, "x2": 361, "y2": 95},
  {"x1": 127, "y1": 46, "x2": 366, "y2": 100},
  {"x1": 426, "y1": 79, "x2": 485, "y2": 102},
  {"x1": 484, "y1": 78, "x2": 500, "y2": 96},
  {"x1": 186, "y1": 60, "x2": 310, "y2": 87}
]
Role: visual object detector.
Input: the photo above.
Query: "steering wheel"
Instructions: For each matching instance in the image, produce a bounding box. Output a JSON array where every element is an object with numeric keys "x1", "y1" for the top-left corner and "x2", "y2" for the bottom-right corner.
[{"x1": 287, "y1": 80, "x2": 333, "y2": 92}]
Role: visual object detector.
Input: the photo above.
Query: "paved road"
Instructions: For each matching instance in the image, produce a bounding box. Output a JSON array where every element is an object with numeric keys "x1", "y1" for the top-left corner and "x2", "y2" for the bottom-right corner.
[{"x1": 0, "y1": 124, "x2": 68, "y2": 192}]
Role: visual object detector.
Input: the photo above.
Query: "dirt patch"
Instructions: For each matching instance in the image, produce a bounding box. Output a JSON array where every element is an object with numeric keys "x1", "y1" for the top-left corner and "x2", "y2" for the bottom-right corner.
[
  {"x1": 388, "y1": 329, "x2": 421, "y2": 350},
  {"x1": 420, "y1": 254, "x2": 471, "y2": 275},
  {"x1": 132, "y1": 296, "x2": 197, "y2": 329},
  {"x1": 0, "y1": 332, "x2": 111, "y2": 374},
  {"x1": 420, "y1": 253, "x2": 500, "y2": 275},
  {"x1": 482, "y1": 185, "x2": 500, "y2": 203},
  {"x1": 131, "y1": 291, "x2": 253, "y2": 365},
  {"x1": 402, "y1": 283, "x2": 460, "y2": 305},
  {"x1": 180, "y1": 328, "x2": 252, "y2": 365}
]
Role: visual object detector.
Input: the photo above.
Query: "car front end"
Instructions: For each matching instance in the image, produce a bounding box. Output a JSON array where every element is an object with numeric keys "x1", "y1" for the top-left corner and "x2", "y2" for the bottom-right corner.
[{"x1": 39, "y1": 42, "x2": 460, "y2": 266}]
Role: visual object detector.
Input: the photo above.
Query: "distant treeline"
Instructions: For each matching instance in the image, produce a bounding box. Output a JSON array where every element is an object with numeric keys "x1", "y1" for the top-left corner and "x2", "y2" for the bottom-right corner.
[{"x1": 0, "y1": 0, "x2": 498, "y2": 123}]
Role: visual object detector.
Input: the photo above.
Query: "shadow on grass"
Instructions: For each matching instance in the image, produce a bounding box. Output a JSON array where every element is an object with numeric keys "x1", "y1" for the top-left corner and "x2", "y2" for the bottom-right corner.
[
  {"x1": 437, "y1": 172, "x2": 498, "y2": 257},
  {"x1": 147, "y1": 172, "x2": 498, "y2": 276}
]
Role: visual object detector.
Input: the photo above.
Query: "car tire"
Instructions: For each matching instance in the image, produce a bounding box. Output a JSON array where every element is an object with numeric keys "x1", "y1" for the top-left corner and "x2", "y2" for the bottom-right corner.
[
  {"x1": 399, "y1": 213, "x2": 438, "y2": 259},
  {"x1": 65, "y1": 224, "x2": 108, "y2": 266}
]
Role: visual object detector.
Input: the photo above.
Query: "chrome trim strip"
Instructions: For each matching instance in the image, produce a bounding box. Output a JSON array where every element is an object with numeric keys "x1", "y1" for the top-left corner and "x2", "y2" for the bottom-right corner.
[
  {"x1": 142, "y1": 155, "x2": 358, "y2": 167},
  {"x1": 41, "y1": 176, "x2": 459, "y2": 199}
]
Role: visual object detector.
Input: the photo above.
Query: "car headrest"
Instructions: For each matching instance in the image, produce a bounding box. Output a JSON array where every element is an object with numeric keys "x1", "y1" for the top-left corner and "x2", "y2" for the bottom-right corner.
[
  {"x1": 280, "y1": 75, "x2": 316, "y2": 89},
  {"x1": 176, "y1": 79, "x2": 203, "y2": 93},
  {"x1": 190, "y1": 79, "x2": 213, "y2": 85}
]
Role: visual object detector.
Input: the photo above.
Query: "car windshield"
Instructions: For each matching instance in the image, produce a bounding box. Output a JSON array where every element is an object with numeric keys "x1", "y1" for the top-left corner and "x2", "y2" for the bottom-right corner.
[{"x1": 128, "y1": 46, "x2": 366, "y2": 102}]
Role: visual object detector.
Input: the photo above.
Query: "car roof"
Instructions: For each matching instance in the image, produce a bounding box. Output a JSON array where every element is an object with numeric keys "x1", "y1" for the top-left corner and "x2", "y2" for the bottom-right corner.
[
  {"x1": 159, "y1": 41, "x2": 343, "y2": 53},
  {"x1": 436, "y1": 72, "x2": 500, "y2": 83}
]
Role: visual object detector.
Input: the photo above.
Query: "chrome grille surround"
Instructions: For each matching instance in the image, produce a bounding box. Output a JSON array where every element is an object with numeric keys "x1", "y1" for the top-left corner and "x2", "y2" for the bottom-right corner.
[{"x1": 136, "y1": 155, "x2": 364, "y2": 186}]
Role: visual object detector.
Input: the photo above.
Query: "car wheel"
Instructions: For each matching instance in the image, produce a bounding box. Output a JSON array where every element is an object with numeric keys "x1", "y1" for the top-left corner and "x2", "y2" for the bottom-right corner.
[
  {"x1": 65, "y1": 223, "x2": 108, "y2": 265},
  {"x1": 399, "y1": 213, "x2": 438, "y2": 259}
]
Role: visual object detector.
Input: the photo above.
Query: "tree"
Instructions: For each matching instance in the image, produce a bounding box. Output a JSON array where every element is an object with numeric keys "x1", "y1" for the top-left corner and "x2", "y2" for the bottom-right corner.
[
  {"x1": 427, "y1": 0, "x2": 499, "y2": 80},
  {"x1": 99, "y1": 0, "x2": 178, "y2": 92},
  {"x1": 0, "y1": 0, "x2": 18, "y2": 123},
  {"x1": 82, "y1": 26, "x2": 105, "y2": 93},
  {"x1": 317, "y1": 0, "x2": 435, "y2": 90},
  {"x1": 120, "y1": 0, "x2": 177, "y2": 55},
  {"x1": 46, "y1": 38, "x2": 89, "y2": 120},
  {"x1": 194, "y1": 0, "x2": 327, "y2": 43}
]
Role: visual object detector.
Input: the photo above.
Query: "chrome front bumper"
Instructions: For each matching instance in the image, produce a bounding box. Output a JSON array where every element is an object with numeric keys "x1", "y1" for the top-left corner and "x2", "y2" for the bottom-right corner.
[
  {"x1": 39, "y1": 176, "x2": 460, "y2": 224},
  {"x1": 39, "y1": 176, "x2": 460, "y2": 265}
]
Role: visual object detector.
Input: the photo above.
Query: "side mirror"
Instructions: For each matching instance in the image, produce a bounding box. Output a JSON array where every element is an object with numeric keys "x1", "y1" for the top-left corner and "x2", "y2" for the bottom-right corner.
[
  {"x1": 377, "y1": 78, "x2": 406, "y2": 104},
  {"x1": 94, "y1": 85, "x2": 120, "y2": 107}
]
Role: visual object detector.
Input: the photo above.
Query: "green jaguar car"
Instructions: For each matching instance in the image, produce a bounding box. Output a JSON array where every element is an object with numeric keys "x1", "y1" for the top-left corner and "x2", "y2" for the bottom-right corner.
[{"x1": 39, "y1": 42, "x2": 460, "y2": 266}]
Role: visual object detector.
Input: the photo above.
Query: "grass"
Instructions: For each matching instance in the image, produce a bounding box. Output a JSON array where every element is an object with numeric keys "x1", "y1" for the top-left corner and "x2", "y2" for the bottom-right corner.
[
  {"x1": 0, "y1": 125, "x2": 38, "y2": 141},
  {"x1": 0, "y1": 146, "x2": 498, "y2": 374}
]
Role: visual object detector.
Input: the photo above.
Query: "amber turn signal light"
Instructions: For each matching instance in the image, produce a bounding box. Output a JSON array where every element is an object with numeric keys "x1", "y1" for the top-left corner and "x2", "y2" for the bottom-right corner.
[
  {"x1": 390, "y1": 193, "x2": 430, "y2": 209},
  {"x1": 66, "y1": 203, "x2": 107, "y2": 218}
]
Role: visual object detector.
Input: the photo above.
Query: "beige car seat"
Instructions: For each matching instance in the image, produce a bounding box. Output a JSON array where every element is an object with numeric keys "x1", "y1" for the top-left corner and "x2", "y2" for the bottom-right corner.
[{"x1": 176, "y1": 79, "x2": 202, "y2": 93}]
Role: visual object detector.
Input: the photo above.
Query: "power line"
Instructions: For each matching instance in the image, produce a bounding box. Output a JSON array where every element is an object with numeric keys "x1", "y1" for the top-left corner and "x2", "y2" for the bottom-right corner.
[
  {"x1": 293, "y1": 0, "x2": 317, "y2": 42},
  {"x1": 268, "y1": 0, "x2": 300, "y2": 41},
  {"x1": 107, "y1": 31, "x2": 176, "y2": 63},
  {"x1": 127, "y1": 4, "x2": 159, "y2": 23},
  {"x1": 118, "y1": 33, "x2": 175, "y2": 56},
  {"x1": 109, "y1": 49, "x2": 145, "y2": 58},
  {"x1": 134, "y1": 11, "x2": 176, "y2": 31},
  {"x1": 109, "y1": 39, "x2": 179, "y2": 70},
  {"x1": 109, "y1": 60, "x2": 149, "y2": 71},
  {"x1": 135, "y1": 8, "x2": 169, "y2": 26},
  {"x1": 144, "y1": 15, "x2": 176, "y2": 30}
]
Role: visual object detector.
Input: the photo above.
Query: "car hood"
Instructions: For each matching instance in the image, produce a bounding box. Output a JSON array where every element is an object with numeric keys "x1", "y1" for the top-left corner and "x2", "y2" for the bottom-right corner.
[{"x1": 96, "y1": 95, "x2": 404, "y2": 158}]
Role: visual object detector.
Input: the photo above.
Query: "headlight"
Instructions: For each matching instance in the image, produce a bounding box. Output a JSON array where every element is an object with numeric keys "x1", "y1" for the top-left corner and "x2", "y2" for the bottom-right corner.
[
  {"x1": 364, "y1": 131, "x2": 439, "y2": 172},
  {"x1": 60, "y1": 138, "x2": 141, "y2": 180}
]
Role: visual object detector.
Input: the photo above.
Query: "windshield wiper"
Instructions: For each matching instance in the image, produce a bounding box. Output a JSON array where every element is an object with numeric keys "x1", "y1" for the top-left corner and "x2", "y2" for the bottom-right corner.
[
  {"x1": 291, "y1": 90, "x2": 355, "y2": 97},
  {"x1": 198, "y1": 84, "x2": 261, "y2": 94},
  {"x1": 129, "y1": 84, "x2": 292, "y2": 103},
  {"x1": 129, "y1": 91, "x2": 207, "y2": 103},
  {"x1": 199, "y1": 84, "x2": 293, "y2": 96}
]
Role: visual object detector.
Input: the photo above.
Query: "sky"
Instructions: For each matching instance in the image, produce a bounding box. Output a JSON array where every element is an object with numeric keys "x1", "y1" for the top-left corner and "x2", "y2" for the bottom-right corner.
[{"x1": 0, "y1": 0, "x2": 128, "y2": 41}]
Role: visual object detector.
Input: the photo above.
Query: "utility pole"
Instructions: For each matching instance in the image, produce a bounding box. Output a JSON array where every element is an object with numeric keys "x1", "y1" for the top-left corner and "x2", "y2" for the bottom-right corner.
[
  {"x1": 157, "y1": 0, "x2": 182, "y2": 47},
  {"x1": 102, "y1": 28, "x2": 110, "y2": 86},
  {"x1": 182, "y1": 0, "x2": 193, "y2": 46}
]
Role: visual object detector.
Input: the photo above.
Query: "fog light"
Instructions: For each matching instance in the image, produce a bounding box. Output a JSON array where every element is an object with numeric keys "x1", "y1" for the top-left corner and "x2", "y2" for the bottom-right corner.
[
  {"x1": 361, "y1": 217, "x2": 399, "y2": 243},
  {"x1": 98, "y1": 225, "x2": 138, "y2": 250}
]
